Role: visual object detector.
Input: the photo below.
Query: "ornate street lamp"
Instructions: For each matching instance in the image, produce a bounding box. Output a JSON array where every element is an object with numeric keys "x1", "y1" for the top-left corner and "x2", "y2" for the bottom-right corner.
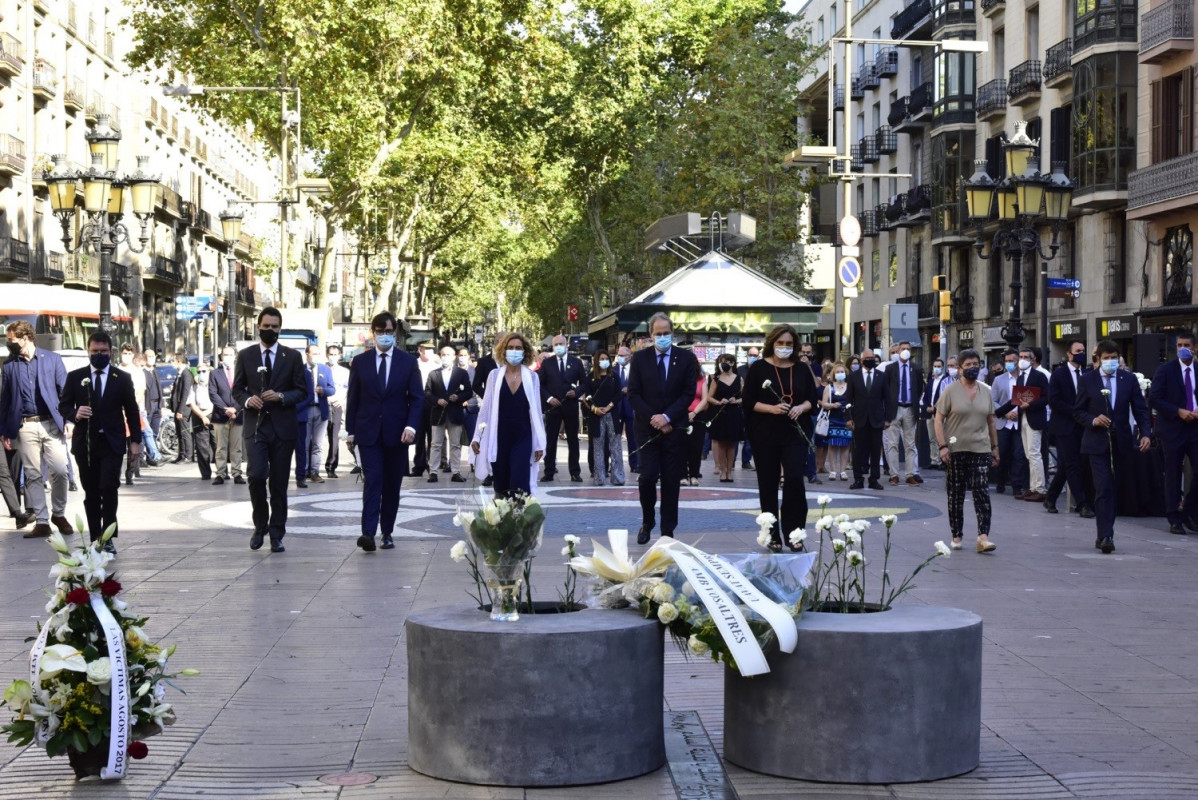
[
  {"x1": 962, "y1": 120, "x2": 1074, "y2": 352},
  {"x1": 219, "y1": 202, "x2": 244, "y2": 345},
  {"x1": 45, "y1": 122, "x2": 158, "y2": 332}
]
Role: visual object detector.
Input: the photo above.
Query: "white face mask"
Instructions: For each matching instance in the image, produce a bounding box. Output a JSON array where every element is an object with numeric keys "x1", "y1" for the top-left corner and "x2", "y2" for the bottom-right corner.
[
  {"x1": 899, "y1": 349, "x2": 911, "y2": 362},
  {"x1": 616, "y1": 355, "x2": 628, "y2": 365},
  {"x1": 222, "y1": 356, "x2": 235, "y2": 370},
  {"x1": 441, "y1": 356, "x2": 454, "y2": 369},
  {"x1": 1018, "y1": 358, "x2": 1031, "y2": 371},
  {"x1": 948, "y1": 367, "x2": 959, "y2": 377},
  {"x1": 120, "y1": 353, "x2": 133, "y2": 365},
  {"x1": 458, "y1": 356, "x2": 469, "y2": 367}
]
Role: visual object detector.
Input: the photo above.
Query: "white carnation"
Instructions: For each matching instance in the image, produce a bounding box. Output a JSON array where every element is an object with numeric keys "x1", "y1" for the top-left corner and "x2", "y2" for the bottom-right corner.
[
  {"x1": 755, "y1": 512, "x2": 777, "y2": 527},
  {"x1": 788, "y1": 528, "x2": 807, "y2": 546},
  {"x1": 656, "y1": 602, "x2": 679, "y2": 624},
  {"x1": 934, "y1": 540, "x2": 952, "y2": 558},
  {"x1": 450, "y1": 541, "x2": 469, "y2": 563}
]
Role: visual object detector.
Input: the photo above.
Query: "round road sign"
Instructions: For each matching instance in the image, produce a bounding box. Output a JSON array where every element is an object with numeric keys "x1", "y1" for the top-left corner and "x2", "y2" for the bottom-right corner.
[
  {"x1": 839, "y1": 216, "x2": 862, "y2": 247},
  {"x1": 838, "y1": 256, "x2": 861, "y2": 288}
]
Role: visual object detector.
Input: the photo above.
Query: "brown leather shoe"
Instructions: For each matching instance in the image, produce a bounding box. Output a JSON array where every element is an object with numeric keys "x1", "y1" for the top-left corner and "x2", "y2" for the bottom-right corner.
[
  {"x1": 1012, "y1": 491, "x2": 1028, "y2": 500},
  {"x1": 23, "y1": 523, "x2": 52, "y2": 538},
  {"x1": 1022, "y1": 491, "x2": 1046, "y2": 502},
  {"x1": 889, "y1": 475, "x2": 900, "y2": 485},
  {"x1": 308, "y1": 473, "x2": 325, "y2": 483},
  {"x1": 50, "y1": 515, "x2": 73, "y2": 535},
  {"x1": 906, "y1": 476, "x2": 919, "y2": 486}
]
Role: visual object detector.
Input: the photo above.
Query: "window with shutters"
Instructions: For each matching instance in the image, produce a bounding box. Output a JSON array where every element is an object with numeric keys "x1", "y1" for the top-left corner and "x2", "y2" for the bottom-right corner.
[
  {"x1": 1150, "y1": 68, "x2": 1194, "y2": 165},
  {"x1": 1106, "y1": 212, "x2": 1126, "y2": 304}
]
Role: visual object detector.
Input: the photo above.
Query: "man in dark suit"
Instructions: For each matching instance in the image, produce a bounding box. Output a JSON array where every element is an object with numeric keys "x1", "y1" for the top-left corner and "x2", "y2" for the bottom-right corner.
[
  {"x1": 142, "y1": 349, "x2": 163, "y2": 466},
  {"x1": 425, "y1": 345, "x2": 473, "y2": 483},
  {"x1": 1044, "y1": 339, "x2": 1094, "y2": 517},
  {"x1": 293, "y1": 368, "x2": 315, "y2": 487},
  {"x1": 628, "y1": 313, "x2": 699, "y2": 544},
  {"x1": 232, "y1": 307, "x2": 308, "y2": 553},
  {"x1": 843, "y1": 348, "x2": 893, "y2": 490},
  {"x1": 57, "y1": 330, "x2": 142, "y2": 553},
  {"x1": 1014, "y1": 347, "x2": 1051, "y2": 502},
  {"x1": 346, "y1": 312, "x2": 424, "y2": 552},
  {"x1": 300, "y1": 344, "x2": 336, "y2": 485},
  {"x1": 540, "y1": 334, "x2": 589, "y2": 482},
  {"x1": 170, "y1": 353, "x2": 195, "y2": 463},
  {"x1": 1074, "y1": 339, "x2": 1152, "y2": 554},
  {"x1": 1149, "y1": 330, "x2": 1198, "y2": 535},
  {"x1": 884, "y1": 341, "x2": 925, "y2": 485},
  {"x1": 614, "y1": 344, "x2": 637, "y2": 473},
  {"x1": 1, "y1": 320, "x2": 71, "y2": 538},
  {"x1": 210, "y1": 344, "x2": 244, "y2": 485}
]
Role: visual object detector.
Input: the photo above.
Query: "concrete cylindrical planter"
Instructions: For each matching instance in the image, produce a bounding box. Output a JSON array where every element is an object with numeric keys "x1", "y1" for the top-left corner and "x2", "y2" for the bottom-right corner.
[
  {"x1": 724, "y1": 605, "x2": 982, "y2": 784},
  {"x1": 407, "y1": 605, "x2": 665, "y2": 786}
]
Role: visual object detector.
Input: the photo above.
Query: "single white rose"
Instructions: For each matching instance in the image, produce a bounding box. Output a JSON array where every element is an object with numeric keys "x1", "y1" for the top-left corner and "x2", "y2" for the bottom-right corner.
[
  {"x1": 687, "y1": 635, "x2": 710, "y2": 656},
  {"x1": 934, "y1": 540, "x2": 952, "y2": 558},
  {"x1": 85, "y1": 657, "x2": 112, "y2": 686},
  {"x1": 788, "y1": 528, "x2": 807, "y2": 546},
  {"x1": 656, "y1": 602, "x2": 679, "y2": 624},
  {"x1": 651, "y1": 582, "x2": 675, "y2": 604},
  {"x1": 450, "y1": 541, "x2": 469, "y2": 563}
]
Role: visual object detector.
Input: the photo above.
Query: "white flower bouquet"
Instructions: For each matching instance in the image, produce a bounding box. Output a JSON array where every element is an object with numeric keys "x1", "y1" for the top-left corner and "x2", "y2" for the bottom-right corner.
[{"x1": 451, "y1": 489, "x2": 546, "y2": 619}]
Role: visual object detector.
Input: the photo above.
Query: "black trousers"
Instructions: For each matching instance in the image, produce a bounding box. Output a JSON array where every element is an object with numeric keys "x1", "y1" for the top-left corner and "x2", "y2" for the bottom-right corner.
[
  {"x1": 192, "y1": 422, "x2": 213, "y2": 479},
  {"x1": 752, "y1": 434, "x2": 808, "y2": 544},
  {"x1": 543, "y1": 403, "x2": 581, "y2": 478},
  {"x1": 413, "y1": 405, "x2": 432, "y2": 474},
  {"x1": 637, "y1": 426, "x2": 684, "y2": 535},
  {"x1": 78, "y1": 440, "x2": 123, "y2": 541},
  {"x1": 245, "y1": 432, "x2": 295, "y2": 542},
  {"x1": 1046, "y1": 430, "x2": 1089, "y2": 510},
  {"x1": 995, "y1": 427, "x2": 1026, "y2": 490},
  {"x1": 852, "y1": 424, "x2": 885, "y2": 481},
  {"x1": 1162, "y1": 433, "x2": 1198, "y2": 525},
  {"x1": 174, "y1": 410, "x2": 193, "y2": 459},
  {"x1": 684, "y1": 423, "x2": 704, "y2": 479}
]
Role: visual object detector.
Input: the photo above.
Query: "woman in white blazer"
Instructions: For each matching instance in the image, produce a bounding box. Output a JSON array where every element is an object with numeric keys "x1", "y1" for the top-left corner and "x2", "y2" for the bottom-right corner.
[{"x1": 470, "y1": 332, "x2": 548, "y2": 497}]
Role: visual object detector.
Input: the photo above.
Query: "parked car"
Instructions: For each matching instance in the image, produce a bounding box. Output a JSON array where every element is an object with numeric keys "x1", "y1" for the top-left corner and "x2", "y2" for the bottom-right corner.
[{"x1": 155, "y1": 364, "x2": 180, "y2": 405}]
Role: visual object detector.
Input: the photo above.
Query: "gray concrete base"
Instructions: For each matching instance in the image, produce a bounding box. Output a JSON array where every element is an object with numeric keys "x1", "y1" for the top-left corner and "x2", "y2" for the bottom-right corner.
[
  {"x1": 724, "y1": 605, "x2": 982, "y2": 784},
  {"x1": 407, "y1": 605, "x2": 665, "y2": 786}
]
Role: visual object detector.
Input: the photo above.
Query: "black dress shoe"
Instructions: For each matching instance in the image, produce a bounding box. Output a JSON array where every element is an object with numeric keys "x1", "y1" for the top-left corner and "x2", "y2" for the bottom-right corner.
[
  {"x1": 350, "y1": 466, "x2": 362, "y2": 475},
  {"x1": 357, "y1": 535, "x2": 376, "y2": 552},
  {"x1": 145, "y1": 459, "x2": 160, "y2": 467},
  {"x1": 234, "y1": 476, "x2": 247, "y2": 485},
  {"x1": 250, "y1": 530, "x2": 265, "y2": 550},
  {"x1": 1095, "y1": 537, "x2": 1103, "y2": 550},
  {"x1": 848, "y1": 480, "x2": 865, "y2": 490},
  {"x1": 297, "y1": 479, "x2": 309, "y2": 488},
  {"x1": 381, "y1": 536, "x2": 395, "y2": 549},
  {"x1": 451, "y1": 474, "x2": 466, "y2": 483},
  {"x1": 427, "y1": 473, "x2": 438, "y2": 483},
  {"x1": 14, "y1": 512, "x2": 34, "y2": 529},
  {"x1": 69, "y1": 481, "x2": 79, "y2": 492},
  {"x1": 1185, "y1": 518, "x2": 1198, "y2": 533},
  {"x1": 125, "y1": 475, "x2": 134, "y2": 486},
  {"x1": 1099, "y1": 537, "x2": 1115, "y2": 554},
  {"x1": 810, "y1": 477, "x2": 822, "y2": 484},
  {"x1": 996, "y1": 483, "x2": 1005, "y2": 494},
  {"x1": 482, "y1": 476, "x2": 493, "y2": 487},
  {"x1": 213, "y1": 476, "x2": 225, "y2": 485},
  {"x1": 912, "y1": 475, "x2": 924, "y2": 484},
  {"x1": 270, "y1": 541, "x2": 286, "y2": 553},
  {"x1": 326, "y1": 470, "x2": 338, "y2": 479},
  {"x1": 103, "y1": 541, "x2": 116, "y2": 555},
  {"x1": 1078, "y1": 507, "x2": 1096, "y2": 519},
  {"x1": 542, "y1": 473, "x2": 555, "y2": 482},
  {"x1": 1044, "y1": 500, "x2": 1058, "y2": 513},
  {"x1": 636, "y1": 525, "x2": 652, "y2": 545},
  {"x1": 1170, "y1": 523, "x2": 1187, "y2": 535},
  {"x1": 868, "y1": 480, "x2": 884, "y2": 490},
  {"x1": 661, "y1": 531, "x2": 674, "y2": 538},
  {"x1": 570, "y1": 474, "x2": 583, "y2": 482},
  {"x1": 171, "y1": 457, "x2": 184, "y2": 464}
]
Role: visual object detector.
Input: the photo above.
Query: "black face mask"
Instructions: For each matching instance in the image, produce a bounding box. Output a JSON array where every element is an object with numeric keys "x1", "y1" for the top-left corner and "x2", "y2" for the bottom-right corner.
[
  {"x1": 963, "y1": 366, "x2": 981, "y2": 381},
  {"x1": 719, "y1": 362, "x2": 732, "y2": 372},
  {"x1": 259, "y1": 329, "x2": 279, "y2": 346},
  {"x1": 6, "y1": 341, "x2": 21, "y2": 358},
  {"x1": 89, "y1": 353, "x2": 110, "y2": 370},
  {"x1": 1071, "y1": 353, "x2": 1086, "y2": 366},
  {"x1": 861, "y1": 359, "x2": 876, "y2": 370}
]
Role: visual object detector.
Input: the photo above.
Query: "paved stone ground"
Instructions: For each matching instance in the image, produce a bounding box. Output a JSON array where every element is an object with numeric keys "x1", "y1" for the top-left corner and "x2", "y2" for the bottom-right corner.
[{"x1": 1, "y1": 442, "x2": 1197, "y2": 799}]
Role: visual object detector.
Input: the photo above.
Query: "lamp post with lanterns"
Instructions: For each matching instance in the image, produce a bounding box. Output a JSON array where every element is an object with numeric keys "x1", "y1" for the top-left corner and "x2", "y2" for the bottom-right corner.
[
  {"x1": 219, "y1": 203, "x2": 244, "y2": 345},
  {"x1": 43, "y1": 114, "x2": 158, "y2": 333},
  {"x1": 962, "y1": 121, "x2": 1074, "y2": 353}
]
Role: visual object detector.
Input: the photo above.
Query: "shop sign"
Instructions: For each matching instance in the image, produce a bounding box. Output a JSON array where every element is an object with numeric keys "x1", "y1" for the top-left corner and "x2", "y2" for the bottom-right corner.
[
  {"x1": 1051, "y1": 319, "x2": 1087, "y2": 341},
  {"x1": 1098, "y1": 315, "x2": 1136, "y2": 338},
  {"x1": 982, "y1": 325, "x2": 1005, "y2": 346},
  {"x1": 958, "y1": 329, "x2": 974, "y2": 344}
]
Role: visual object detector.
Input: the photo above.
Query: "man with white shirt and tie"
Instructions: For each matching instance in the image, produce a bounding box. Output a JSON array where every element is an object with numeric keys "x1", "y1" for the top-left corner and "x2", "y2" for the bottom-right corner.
[
  {"x1": 539, "y1": 334, "x2": 588, "y2": 482},
  {"x1": 324, "y1": 344, "x2": 351, "y2": 478},
  {"x1": 884, "y1": 341, "x2": 924, "y2": 485},
  {"x1": 921, "y1": 356, "x2": 955, "y2": 469},
  {"x1": 615, "y1": 345, "x2": 637, "y2": 473},
  {"x1": 1150, "y1": 330, "x2": 1198, "y2": 535},
  {"x1": 1014, "y1": 346, "x2": 1051, "y2": 503},
  {"x1": 210, "y1": 345, "x2": 245, "y2": 485},
  {"x1": 1044, "y1": 339, "x2": 1094, "y2": 518}
]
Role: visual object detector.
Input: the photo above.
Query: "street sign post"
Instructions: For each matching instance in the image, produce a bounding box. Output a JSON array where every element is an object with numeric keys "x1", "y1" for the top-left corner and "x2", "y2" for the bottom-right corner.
[
  {"x1": 838, "y1": 256, "x2": 861, "y2": 288},
  {"x1": 1047, "y1": 277, "x2": 1081, "y2": 299},
  {"x1": 175, "y1": 294, "x2": 217, "y2": 321}
]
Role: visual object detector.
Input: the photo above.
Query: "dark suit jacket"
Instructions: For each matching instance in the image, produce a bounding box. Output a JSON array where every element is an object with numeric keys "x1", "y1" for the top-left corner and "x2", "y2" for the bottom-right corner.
[
  {"x1": 627, "y1": 346, "x2": 699, "y2": 438},
  {"x1": 1149, "y1": 359, "x2": 1198, "y2": 441},
  {"x1": 232, "y1": 344, "x2": 308, "y2": 441},
  {"x1": 540, "y1": 353, "x2": 589, "y2": 409},
  {"x1": 1046, "y1": 364, "x2": 1086, "y2": 437},
  {"x1": 1013, "y1": 369, "x2": 1050, "y2": 430},
  {"x1": 1074, "y1": 369, "x2": 1152, "y2": 456},
  {"x1": 345, "y1": 347, "x2": 424, "y2": 448},
  {"x1": 0, "y1": 348, "x2": 67, "y2": 438},
  {"x1": 425, "y1": 366, "x2": 473, "y2": 426},
  {"x1": 208, "y1": 366, "x2": 243, "y2": 424},
  {"x1": 472, "y1": 354, "x2": 497, "y2": 399},
  {"x1": 844, "y1": 367, "x2": 893, "y2": 429},
  {"x1": 303, "y1": 362, "x2": 336, "y2": 421},
  {"x1": 614, "y1": 360, "x2": 635, "y2": 424},
  {"x1": 59, "y1": 366, "x2": 143, "y2": 457},
  {"x1": 884, "y1": 360, "x2": 924, "y2": 420},
  {"x1": 170, "y1": 366, "x2": 194, "y2": 415},
  {"x1": 144, "y1": 367, "x2": 162, "y2": 418}
]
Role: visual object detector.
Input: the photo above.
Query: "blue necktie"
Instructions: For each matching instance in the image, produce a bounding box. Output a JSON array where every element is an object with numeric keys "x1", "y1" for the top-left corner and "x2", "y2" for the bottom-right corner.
[
  {"x1": 658, "y1": 353, "x2": 666, "y2": 385},
  {"x1": 378, "y1": 353, "x2": 388, "y2": 391}
]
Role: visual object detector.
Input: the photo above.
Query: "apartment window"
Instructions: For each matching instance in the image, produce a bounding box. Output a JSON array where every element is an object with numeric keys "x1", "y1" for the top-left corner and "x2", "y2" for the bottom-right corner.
[
  {"x1": 1025, "y1": 9, "x2": 1039, "y2": 58},
  {"x1": 1071, "y1": 53, "x2": 1136, "y2": 192},
  {"x1": 1074, "y1": 0, "x2": 1136, "y2": 50},
  {"x1": 1050, "y1": 105, "x2": 1072, "y2": 166},
  {"x1": 818, "y1": 17, "x2": 825, "y2": 43},
  {"x1": 912, "y1": 141, "x2": 922, "y2": 184},
  {"x1": 831, "y1": 3, "x2": 837, "y2": 34},
  {"x1": 993, "y1": 31, "x2": 1005, "y2": 77},
  {"x1": 1106, "y1": 212, "x2": 1126, "y2": 304},
  {"x1": 933, "y1": 50, "x2": 976, "y2": 124},
  {"x1": 872, "y1": 249, "x2": 881, "y2": 291},
  {"x1": 931, "y1": 130, "x2": 975, "y2": 236},
  {"x1": 912, "y1": 54, "x2": 923, "y2": 89},
  {"x1": 889, "y1": 245, "x2": 898, "y2": 287},
  {"x1": 1150, "y1": 68, "x2": 1194, "y2": 164}
]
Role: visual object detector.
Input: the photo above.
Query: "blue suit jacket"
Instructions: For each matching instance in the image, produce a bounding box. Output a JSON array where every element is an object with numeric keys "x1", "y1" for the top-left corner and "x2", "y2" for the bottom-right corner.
[
  {"x1": 1046, "y1": 364, "x2": 1086, "y2": 437},
  {"x1": 298, "y1": 363, "x2": 335, "y2": 421},
  {"x1": 0, "y1": 348, "x2": 67, "y2": 438},
  {"x1": 345, "y1": 348, "x2": 424, "y2": 448},
  {"x1": 1074, "y1": 369, "x2": 1152, "y2": 456},
  {"x1": 1149, "y1": 359, "x2": 1198, "y2": 441}
]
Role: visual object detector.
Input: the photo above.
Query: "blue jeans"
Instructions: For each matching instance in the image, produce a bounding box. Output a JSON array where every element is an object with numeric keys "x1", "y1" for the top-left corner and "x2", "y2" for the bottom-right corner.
[
  {"x1": 139, "y1": 410, "x2": 160, "y2": 461},
  {"x1": 740, "y1": 438, "x2": 753, "y2": 466}
]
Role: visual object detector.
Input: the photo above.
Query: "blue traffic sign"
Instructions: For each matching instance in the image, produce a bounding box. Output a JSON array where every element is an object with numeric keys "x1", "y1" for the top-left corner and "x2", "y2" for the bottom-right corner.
[
  {"x1": 175, "y1": 293, "x2": 217, "y2": 321},
  {"x1": 838, "y1": 257, "x2": 861, "y2": 288},
  {"x1": 1047, "y1": 278, "x2": 1081, "y2": 290}
]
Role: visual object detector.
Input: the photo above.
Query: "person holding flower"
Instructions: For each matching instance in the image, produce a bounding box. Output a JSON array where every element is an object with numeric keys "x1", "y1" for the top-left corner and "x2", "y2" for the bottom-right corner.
[
  {"x1": 583, "y1": 350, "x2": 623, "y2": 486},
  {"x1": 933, "y1": 348, "x2": 999, "y2": 553},
  {"x1": 1073, "y1": 339, "x2": 1152, "y2": 554},
  {"x1": 705, "y1": 353, "x2": 744, "y2": 482},
  {"x1": 742, "y1": 324, "x2": 818, "y2": 552},
  {"x1": 470, "y1": 332, "x2": 548, "y2": 499}
]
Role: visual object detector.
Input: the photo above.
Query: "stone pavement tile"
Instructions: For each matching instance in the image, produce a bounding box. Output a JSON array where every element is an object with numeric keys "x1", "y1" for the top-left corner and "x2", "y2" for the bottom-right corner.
[
  {"x1": 1057, "y1": 772, "x2": 1198, "y2": 799},
  {"x1": 888, "y1": 777, "x2": 1075, "y2": 799},
  {"x1": 153, "y1": 783, "x2": 338, "y2": 799},
  {"x1": 339, "y1": 773, "x2": 525, "y2": 799}
]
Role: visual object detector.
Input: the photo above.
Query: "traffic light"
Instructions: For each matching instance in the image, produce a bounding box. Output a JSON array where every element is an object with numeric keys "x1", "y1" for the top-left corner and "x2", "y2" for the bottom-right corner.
[
  {"x1": 932, "y1": 274, "x2": 947, "y2": 292},
  {"x1": 939, "y1": 290, "x2": 952, "y2": 322}
]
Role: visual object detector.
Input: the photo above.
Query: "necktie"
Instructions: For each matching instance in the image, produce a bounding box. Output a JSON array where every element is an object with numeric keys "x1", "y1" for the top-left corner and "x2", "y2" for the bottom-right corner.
[
  {"x1": 226, "y1": 366, "x2": 232, "y2": 387},
  {"x1": 559, "y1": 357, "x2": 565, "y2": 374},
  {"x1": 378, "y1": 353, "x2": 388, "y2": 391},
  {"x1": 658, "y1": 353, "x2": 667, "y2": 385},
  {"x1": 311, "y1": 366, "x2": 319, "y2": 402},
  {"x1": 866, "y1": 370, "x2": 872, "y2": 392},
  {"x1": 1104, "y1": 374, "x2": 1113, "y2": 408},
  {"x1": 900, "y1": 365, "x2": 908, "y2": 404},
  {"x1": 263, "y1": 349, "x2": 273, "y2": 381},
  {"x1": 621, "y1": 365, "x2": 627, "y2": 384},
  {"x1": 94, "y1": 370, "x2": 103, "y2": 399},
  {"x1": 1186, "y1": 367, "x2": 1195, "y2": 413},
  {"x1": 1072, "y1": 368, "x2": 1078, "y2": 393},
  {"x1": 1017, "y1": 371, "x2": 1026, "y2": 388}
]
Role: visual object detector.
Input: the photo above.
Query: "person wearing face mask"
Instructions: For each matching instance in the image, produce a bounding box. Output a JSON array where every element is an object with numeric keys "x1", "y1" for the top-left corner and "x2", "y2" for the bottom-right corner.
[
  {"x1": 424, "y1": 345, "x2": 474, "y2": 483},
  {"x1": 934, "y1": 348, "x2": 999, "y2": 553},
  {"x1": 921, "y1": 357, "x2": 954, "y2": 470},
  {"x1": 412, "y1": 341, "x2": 440, "y2": 478},
  {"x1": 0, "y1": 320, "x2": 71, "y2": 539},
  {"x1": 883, "y1": 341, "x2": 925, "y2": 486},
  {"x1": 232, "y1": 307, "x2": 309, "y2": 553},
  {"x1": 613, "y1": 345, "x2": 638, "y2": 475},
  {"x1": 990, "y1": 350, "x2": 1026, "y2": 496},
  {"x1": 1074, "y1": 340, "x2": 1152, "y2": 554},
  {"x1": 209, "y1": 345, "x2": 245, "y2": 486},
  {"x1": 470, "y1": 332, "x2": 547, "y2": 498},
  {"x1": 1044, "y1": 340, "x2": 1094, "y2": 518},
  {"x1": 704, "y1": 354, "x2": 744, "y2": 483},
  {"x1": 169, "y1": 352, "x2": 196, "y2": 464},
  {"x1": 458, "y1": 348, "x2": 481, "y2": 450},
  {"x1": 118, "y1": 344, "x2": 147, "y2": 485},
  {"x1": 735, "y1": 346, "x2": 760, "y2": 471},
  {"x1": 345, "y1": 312, "x2": 424, "y2": 552},
  {"x1": 627, "y1": 313, "x2": 699, "y2": 544},
  {"x1": 1010, "y1": 347, "x2": 1051, "y2": 503},
  {"x1": 142, "y1": 349, "x2": 164, "y2": 460},
  {"x1": 1149, "y1": 330, "x2": 1198, "y2": 535},
  {"x1": 842, "y1": 347, "x2": 894, "y2": 490},
  {"x1": 324, "y1": 345, "x2": 351, "y2": 479},
  {"x1": 582, "y1": 351, "x2": 624, "y2": 486},
  {"x1": 57, "y1": 330, "x2": 142, "y2": 553},
  {"x1": 187, "y1": 362, "x2": 216, "y2": 482},
  {"x1": 817, "y1": 361, "x2": 852, "y2": 480},
  {"x1": 539, "y1": 334, "x2": 589, "y2": 483},
  {"x1": 293, "y1": 344, "x2": 336, "y2": 487}
]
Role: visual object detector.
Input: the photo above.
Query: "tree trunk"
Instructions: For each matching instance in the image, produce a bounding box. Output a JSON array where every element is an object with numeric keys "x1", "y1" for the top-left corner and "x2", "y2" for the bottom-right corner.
[
  {"x1": 313, "y1": 217, "x2": 340, "y2": 314},
  {"x1": 371, "y1": 199, "x2": 421, "y2": 317}
]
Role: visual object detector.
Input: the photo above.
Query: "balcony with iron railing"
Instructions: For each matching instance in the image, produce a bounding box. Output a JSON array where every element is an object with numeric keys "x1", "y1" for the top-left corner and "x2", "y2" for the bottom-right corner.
[
  {"x1": 858, "y1": 63, "x2": 880, "y2": 90},
  {"x1": 1074, "y1": 0, "x2": 1138, "y2": 52},
  {"x1": 891, "y1": 0, "x2": 933, "y2": 40},
  {"x1": 834, "y1": 85, "x2": 845, "y2": 111},
  {"x1": 156, "y1": 184, "x2": 184, "y2": 218},
  {"x1": 1127, "y1": 150, "x2": 1198, "y2": 216},
  {"x1": 0, "y1": 238, "x2": 31, "y2": 278},
  {"x1": 884, "y1": 195, "x2": 907, "y2": 226},
  {"x1": 876, "y1": 203, "x2": 895, "y2": 231},
  {"x1": 850, "y1": 76, "x2": 864, "y2": 100},
  {"x1": 931, "y1": 196, "x2": 973, "y2": 244},
  {"x1": 976, "y1": 78, "x2": 1008, "y2": 120},
  {"x1": 907, "y1": 291, "x2": 937, "y2": 320},
  {"x1": 1007, "y1": 60, "x2": 1042, "y2": 104},
  {"x1": 933, "y1": 0, "x2": 975, "y2": 30},
  {"x1": 148, "y1": 254, "x2": 184, "y2": 286},
  {"x1": 1044, "y1": 39, "x2": 1073, "y2": 86},
  {"x1": 0, "y1": 33, "x2": 24, "y2": 77},
  {"x1": 1140, "y1": 0, "x2": 1194, "y2": 63},
  {"x1": 894, "y1": 83, "x2": 934, "y2": 133},
  {"x1": 0, "y1": 134, "x2": 26, "y2": 176},
  {"x1": 85, "y1": 92, "x2": 105, "y2": 123},
  {"x1": 981, "y1": 0, "x2": 1004, "y2": 17},
  {"x1": 850, "y1": 144, "x2": 865, "y2": 172},
  {"x1": 876, "y1": 125, "x2": 898, "y2": 154},
  {"x1": 888, "y1": 96, "x2": 909, "y2": 127},
  {"x1": 860, "y1": 210, "x2": 879, "y2": 237},
  {"x1": 876, "y1": 46, "x2": 899, "y2": 77},
  {"x1": 64, "y1": 76, "x2": 85, "y2": 111},
  {"x1": 32, "y1": 61, "x2": 57, "y2": 101},
  {"x1": 111, "y1": 262, "x2": 130, "y2": 297},
  {"x1": 904, "y1": 183, "x2": 933, "y2": 222},
  {"x1": 31, "y1": 250, "x2": 66, "y2": 284},
  {"x1": 860, "y1": 136, "x2": 879, "y2": 164}
]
